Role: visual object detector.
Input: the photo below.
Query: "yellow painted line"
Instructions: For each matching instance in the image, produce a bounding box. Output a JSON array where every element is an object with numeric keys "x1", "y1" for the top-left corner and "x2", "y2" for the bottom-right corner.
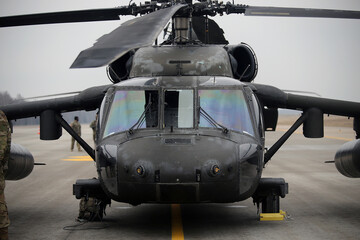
[
  {"x1": 62, "y1": 156, "x2": 93, "y2": 161},
  {"x1": 63, "y1": 159, "x2": 93, "y2": 162},
  {"x1": 277, "y1": 129, "x2": 352, "y2": 142},
  {"x1": 323, "y1": 136, "x2": 353, "y2": 141},
  {"x1": 171, "y1": 204, "x2": 184, "y2": 240}
]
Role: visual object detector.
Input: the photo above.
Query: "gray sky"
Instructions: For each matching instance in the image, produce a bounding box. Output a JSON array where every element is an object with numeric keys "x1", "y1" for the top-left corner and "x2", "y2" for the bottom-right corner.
[{"x1": 1, "y1": 0, "x2": 360, "y2": 102}]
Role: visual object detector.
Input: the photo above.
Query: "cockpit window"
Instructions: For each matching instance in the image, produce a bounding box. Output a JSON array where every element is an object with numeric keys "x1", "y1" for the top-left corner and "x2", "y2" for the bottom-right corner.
[
  {"x1": 103, "y1": 90, "x2": 158, "y2": 137},
  {"x1": 164, "y1": 89, "x2": 194, "y2": 128},
  {"x1": 198, "y1": 89, "x2": 255, "y2": 136}
]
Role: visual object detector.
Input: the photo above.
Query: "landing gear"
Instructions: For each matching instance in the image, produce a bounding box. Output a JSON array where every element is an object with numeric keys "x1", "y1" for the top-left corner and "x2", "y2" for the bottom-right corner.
[
  {"x1": 252, "y1": 178, "x2": 288, "y2": 215},
  {"x1": 73, "y1": 178, "x2": 111, "y2": 221},
  {"x1": 78, "y1": 196, "x2": 108, "y2": 221}
]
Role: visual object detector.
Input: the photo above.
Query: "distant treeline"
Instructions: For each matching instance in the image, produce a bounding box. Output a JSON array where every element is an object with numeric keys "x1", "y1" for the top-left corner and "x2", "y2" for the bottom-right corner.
[{"x1": 0, "y1": 91, "x2": 97, "y2": 125}]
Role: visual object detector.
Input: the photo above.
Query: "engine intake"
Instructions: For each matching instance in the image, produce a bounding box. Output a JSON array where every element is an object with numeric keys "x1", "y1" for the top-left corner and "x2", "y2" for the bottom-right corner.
[
  {"x1": 334, "y1": 139, "x2": 360, "y2": 178},
  {"x1": 106, "y1": 51, "x2": 134, "y2": 83},
  {"x1": 6, "y1": 143, "x2": 34, "y2": 180},
  {"x1": 227, "y1": 43, "x2": 258, "y2": 82}
]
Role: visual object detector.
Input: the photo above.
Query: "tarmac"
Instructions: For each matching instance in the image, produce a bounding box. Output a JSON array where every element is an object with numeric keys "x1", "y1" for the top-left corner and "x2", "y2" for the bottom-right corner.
[{"x1": 5, "y1": 120, "x2": 360, "y2": 240}]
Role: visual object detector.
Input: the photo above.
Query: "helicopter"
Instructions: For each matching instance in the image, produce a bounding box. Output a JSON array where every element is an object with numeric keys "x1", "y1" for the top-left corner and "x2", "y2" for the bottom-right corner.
[{"x1": 1, "y1": 0, "x2": 360, "y2": 220}]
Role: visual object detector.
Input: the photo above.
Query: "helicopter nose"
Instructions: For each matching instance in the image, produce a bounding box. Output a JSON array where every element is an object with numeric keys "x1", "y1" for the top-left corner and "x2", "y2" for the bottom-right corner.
[
  {"x1": 117, "y1": 135, "x2": 238, "y2": 184},
  {"x1": 99, "y1": 134, "x2": 262, "y2": 203}
]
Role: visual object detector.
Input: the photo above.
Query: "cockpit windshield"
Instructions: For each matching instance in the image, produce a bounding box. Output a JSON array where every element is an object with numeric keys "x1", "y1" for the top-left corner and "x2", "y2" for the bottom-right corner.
[
  {"x1": 102, "y1": 87, "x2": 254, "y2": 138},
  {"x1": 198, "y1": 89, "x2": 254, "y2": 136},
  {"x1": 103, "y1": 90, "x2": 158, "y2": 138}
]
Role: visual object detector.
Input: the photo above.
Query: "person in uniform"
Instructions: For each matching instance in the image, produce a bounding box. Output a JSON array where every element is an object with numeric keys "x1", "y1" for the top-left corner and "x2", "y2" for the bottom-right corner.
[
  {"x1": 89, "y1": 114, "x2": 98, "y2": 143},
  {"x1": 70, "y1": 116, "x2": 81, "y2": 151},
  {"x1": 0, "y1": 110, "x2": 11, "y2": 240}
]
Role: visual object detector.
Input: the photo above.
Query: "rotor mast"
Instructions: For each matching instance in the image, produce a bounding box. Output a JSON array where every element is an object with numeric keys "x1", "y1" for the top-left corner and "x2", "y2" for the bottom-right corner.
[
  {"x1": 173, "y1": 16, "x2": 192, "y2": 44},
  {"x1": 173, "y1": 0, "x2": 193, "y2": 44}
]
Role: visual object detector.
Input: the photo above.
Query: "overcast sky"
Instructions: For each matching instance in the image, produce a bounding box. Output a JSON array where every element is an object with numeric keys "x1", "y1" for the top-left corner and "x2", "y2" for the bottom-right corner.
[{"x1": 1, "y1": 0, "x2": 360, "y2": 102}]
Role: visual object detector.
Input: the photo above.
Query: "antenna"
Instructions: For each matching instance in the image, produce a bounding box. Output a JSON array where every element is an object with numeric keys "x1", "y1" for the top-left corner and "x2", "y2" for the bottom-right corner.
[{"x1": 239, "y1": 64, "x2": 250, "y2": 82}]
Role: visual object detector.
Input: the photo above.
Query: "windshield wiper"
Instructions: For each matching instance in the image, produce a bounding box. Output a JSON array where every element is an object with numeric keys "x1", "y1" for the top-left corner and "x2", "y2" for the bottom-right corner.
[
  {"x1": 199, "y1": 107, "x2": 229, "y2": 134},
  {"x1": 128, "y1": 98, "x2": 152, "y2": 135}
]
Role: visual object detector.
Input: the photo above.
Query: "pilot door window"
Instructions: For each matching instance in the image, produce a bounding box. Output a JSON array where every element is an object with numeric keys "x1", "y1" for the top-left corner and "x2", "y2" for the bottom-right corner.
[
  {"x1": 164, "y1": 90, "x2": 194, "y2": 128},
  {"x1": 198, "y1": 89, "x2": 255, "y2": 136},
  {"x1": 103, "y1": 90, "x2": 159, "y2": 137}
]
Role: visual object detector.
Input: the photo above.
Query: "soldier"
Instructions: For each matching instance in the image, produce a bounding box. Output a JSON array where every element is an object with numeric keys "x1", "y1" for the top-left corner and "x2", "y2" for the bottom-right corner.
[
  {"x1": 0, "y1": 110, "x2": 10, "y2": 240},
  {"x1": 89, "y1": 114, "x2": 98, "y2": 143},
  {"x1": 70, "y1": 116, "x2": 82, "y2": 151}
]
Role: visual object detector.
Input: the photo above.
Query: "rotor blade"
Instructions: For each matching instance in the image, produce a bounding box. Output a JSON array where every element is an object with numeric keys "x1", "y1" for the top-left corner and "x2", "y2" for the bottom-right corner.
[
  {"x1": 71, "y1": 4, "x2": 186, "y2": 68},
  {"x1": 244, "y1": 6, "x2": 360, "y2": 19},
  {"x1": 0, "y1": 8, "x2": 132, "y2": 28}
]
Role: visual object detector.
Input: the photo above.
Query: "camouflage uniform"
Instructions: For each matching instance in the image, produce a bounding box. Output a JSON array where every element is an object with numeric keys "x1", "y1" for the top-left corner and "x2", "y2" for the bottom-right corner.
[
  {"x1": 0, "y1": 110, "x2": 10, "y2": 240},
  {"x1": 70, "y1": 117, "x2": 81, "y2": 151},
  {"x1": 89, "y1": 120, "x2": 96, "y2": 142}
]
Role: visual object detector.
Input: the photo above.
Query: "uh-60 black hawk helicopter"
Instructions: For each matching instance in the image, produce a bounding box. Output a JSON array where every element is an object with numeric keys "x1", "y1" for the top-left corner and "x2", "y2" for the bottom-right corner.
[{"x1": 1, "y1": 0, "x2": 360, "y2": 220}]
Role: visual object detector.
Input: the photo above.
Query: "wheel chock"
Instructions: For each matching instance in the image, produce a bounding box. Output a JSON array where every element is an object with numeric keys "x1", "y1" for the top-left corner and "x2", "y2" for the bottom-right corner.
[{"x1": 259, "y1": 210, "x2": 287, "y2": 221}]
